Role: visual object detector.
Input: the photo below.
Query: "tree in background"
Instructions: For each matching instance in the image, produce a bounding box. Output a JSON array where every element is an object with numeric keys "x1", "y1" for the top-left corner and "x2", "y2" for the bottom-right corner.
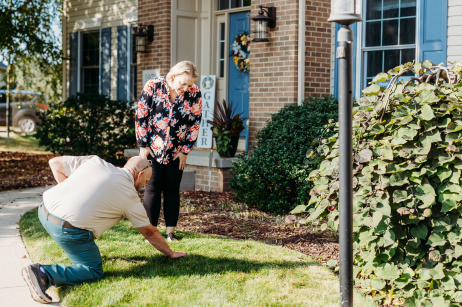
[{"x1": 0, "y1": 0, "x2": 62, "y2": 134}]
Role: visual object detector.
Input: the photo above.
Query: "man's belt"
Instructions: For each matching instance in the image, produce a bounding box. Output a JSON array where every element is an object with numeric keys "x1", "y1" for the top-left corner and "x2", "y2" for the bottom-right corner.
[{"x1": 41, "y1": 205, "x2": 78, "y2": 230}]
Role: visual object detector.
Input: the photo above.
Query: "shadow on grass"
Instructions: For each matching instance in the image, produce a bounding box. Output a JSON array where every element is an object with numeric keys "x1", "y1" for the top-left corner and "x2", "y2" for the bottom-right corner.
[
  {"x1": 102, "y1": 254, "x2": 318, "y2": 280},
  {"x1": 21, "y1": 208, "x2": 320, "y2": 280}
]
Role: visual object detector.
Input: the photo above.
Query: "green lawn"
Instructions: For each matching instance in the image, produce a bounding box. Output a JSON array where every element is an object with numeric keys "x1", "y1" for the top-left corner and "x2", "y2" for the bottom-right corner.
[
  {"x1": 20, "y1": 209, "x2": 377, "y2": 307},
  {"x1": 0, "y1": 128, "x2": 49, "y2": 152}
]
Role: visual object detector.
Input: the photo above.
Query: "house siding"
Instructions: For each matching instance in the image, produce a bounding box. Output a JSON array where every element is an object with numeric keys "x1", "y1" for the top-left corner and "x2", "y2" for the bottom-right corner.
[
  {"x1": 63, "y1": 0, "x2": 137, "y2": 100},
  {"x1": 448, "y1": 0, "x2": 462, "y2": 62}
]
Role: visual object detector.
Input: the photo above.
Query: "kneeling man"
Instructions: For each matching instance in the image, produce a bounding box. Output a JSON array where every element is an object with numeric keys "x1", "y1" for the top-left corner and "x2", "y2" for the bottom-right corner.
[{"x1": 22, "y1": 155, "x2": 186, "y2": 304}]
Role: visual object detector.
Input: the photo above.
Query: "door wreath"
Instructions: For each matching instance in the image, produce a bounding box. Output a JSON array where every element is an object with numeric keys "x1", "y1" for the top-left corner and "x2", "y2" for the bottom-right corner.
[{"x1": 230, "y1": 31, "x2": 250, "y2": 72}]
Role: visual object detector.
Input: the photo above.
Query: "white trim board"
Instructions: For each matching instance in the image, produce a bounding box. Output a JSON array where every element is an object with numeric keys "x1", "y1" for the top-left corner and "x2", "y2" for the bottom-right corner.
[{"x1": 75, "y1": 17, "x2": 103, "y2": 30}]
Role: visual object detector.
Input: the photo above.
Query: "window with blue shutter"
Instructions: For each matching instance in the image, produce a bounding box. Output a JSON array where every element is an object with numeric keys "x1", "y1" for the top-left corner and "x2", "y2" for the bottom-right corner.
[
  {"x1": 419, "y1": 0, "x2": 447, "y2": 65},
  {"x1": 341, "y1": 0, "x2": 448, "y2": 100},
  {"x1": 100, "y1": 27, "x2": 111, "y2": 97},
  {"x1": 361, "y1": 0, "x2": 417, "y2": 90},
  {"x1": 69, "y1": 32, "x2": 78, "y2": 96},
  {"x1": 117, "y1": 25, "x2": 128, "y2": 101}
]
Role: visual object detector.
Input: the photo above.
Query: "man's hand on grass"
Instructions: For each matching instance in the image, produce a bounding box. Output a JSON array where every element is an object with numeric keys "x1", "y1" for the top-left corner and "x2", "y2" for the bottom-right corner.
[
  {"x1": 169, "y1": 251, "x2": 187, "y2": 259},
  {"x1": 138, "y1": 225, "x2": 187, "y2": 258}
]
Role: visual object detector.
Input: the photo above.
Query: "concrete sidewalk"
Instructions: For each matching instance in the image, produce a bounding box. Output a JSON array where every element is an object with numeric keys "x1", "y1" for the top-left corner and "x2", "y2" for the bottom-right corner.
[{"x1": 0, "y1": 186, "x2": 60, "y2": 306}]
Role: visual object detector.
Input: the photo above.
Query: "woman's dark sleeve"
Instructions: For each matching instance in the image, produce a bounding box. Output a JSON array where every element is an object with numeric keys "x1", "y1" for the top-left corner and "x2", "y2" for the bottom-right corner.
[
  {"x1": 135, "y1": 81, "x2": 154, "y2": 148},
  {"x1": 180, "y1": 92, "x2": 202, "y2": 155}
]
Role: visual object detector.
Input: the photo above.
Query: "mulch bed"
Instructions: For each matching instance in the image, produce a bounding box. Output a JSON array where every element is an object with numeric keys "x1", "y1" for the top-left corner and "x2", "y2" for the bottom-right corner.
[
  {"x1": 1, "y1": 151, "x2": 339, "y2": 264},
  {"x1": 140, "y1": 190, "x2": 339, "y2": 264},
  {"x1": 0, "y1": 151, "x2": 57, "y2": 192}
]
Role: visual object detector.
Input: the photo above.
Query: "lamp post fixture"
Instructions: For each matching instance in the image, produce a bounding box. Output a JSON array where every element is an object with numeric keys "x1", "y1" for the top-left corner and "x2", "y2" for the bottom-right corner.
[
  {"x1": 328, "y1": 1, "x2": 362, "y2": 307},
  {"x1": 251, "y1": 6, "x2": 276, "y2": 42},
  {"x1": 133, "y1": 24, "x2": 154, "y2": 53}
]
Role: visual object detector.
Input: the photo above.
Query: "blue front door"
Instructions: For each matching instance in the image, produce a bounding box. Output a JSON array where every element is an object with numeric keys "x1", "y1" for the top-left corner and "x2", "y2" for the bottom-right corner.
[{"x1": 228, "y1": 11, "x2": 250, "y2": 137}]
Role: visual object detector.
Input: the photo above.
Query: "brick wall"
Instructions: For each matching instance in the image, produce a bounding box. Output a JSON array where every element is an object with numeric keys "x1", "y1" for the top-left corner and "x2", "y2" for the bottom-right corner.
[
  {"x1": 248, "y1": 0, "x2": 331, "y2": 148},
  {"x1": 304, "y1": 0, "x2": 331, "y2": 98},
  {"x1": 249, "y1": 0, "x2": 299, "y2": 148},
  {"x1": 136, "y1": 0, "x2": 171, "y2": 94},
  {"x1": 185, "y1": 165, "x2": 233, "y2": 192}
]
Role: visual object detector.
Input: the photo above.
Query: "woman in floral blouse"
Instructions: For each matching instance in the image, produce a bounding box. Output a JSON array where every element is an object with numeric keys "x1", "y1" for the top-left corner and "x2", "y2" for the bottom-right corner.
[{"x1": 136, "y1": 61, "x2": 202, "y2": 241}]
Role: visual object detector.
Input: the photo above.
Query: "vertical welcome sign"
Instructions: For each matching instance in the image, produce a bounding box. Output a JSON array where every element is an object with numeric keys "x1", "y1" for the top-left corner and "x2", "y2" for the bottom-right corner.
[{"x1": 197, "y1": 75, "x2": 216, "y2": 148}]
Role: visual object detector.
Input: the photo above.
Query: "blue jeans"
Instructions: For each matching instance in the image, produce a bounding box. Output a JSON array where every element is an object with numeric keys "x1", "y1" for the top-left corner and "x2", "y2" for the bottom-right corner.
[{"x1": 38, "y1": 204, "x2": 104, "y2": 287}]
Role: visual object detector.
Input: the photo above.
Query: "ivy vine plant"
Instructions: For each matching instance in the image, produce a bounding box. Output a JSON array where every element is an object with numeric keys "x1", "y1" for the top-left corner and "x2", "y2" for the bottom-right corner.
[{"x1": 292, "y1": 61, "x2": 462, "y2": 306}]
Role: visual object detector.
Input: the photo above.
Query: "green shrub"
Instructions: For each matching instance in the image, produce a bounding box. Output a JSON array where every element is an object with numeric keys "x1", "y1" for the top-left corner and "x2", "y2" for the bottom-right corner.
[
  {"x1": 229, "y1": 96, "x2": 338, "y2": 214},
  {"x1": 35, "y1": 93, "x2": 136, "y2": 166},
  {"x1": 292, "y1": 61, "x2": 462, "y2": 305}
]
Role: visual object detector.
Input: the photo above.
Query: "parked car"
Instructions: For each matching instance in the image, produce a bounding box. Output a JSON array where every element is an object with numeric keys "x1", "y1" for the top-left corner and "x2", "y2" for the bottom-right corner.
[{"x1": 0, "y1": 90, "x2": 48, "y2": 133}]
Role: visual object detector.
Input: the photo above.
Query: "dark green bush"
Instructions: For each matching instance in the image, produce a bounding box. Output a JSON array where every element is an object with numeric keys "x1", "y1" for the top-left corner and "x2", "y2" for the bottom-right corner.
[
  {"x1": 35, "y1": 93, "x2": 136, "y2": 166},
  {"x1": 229, "y1": 96, "x2": 338, "y2": 214}
]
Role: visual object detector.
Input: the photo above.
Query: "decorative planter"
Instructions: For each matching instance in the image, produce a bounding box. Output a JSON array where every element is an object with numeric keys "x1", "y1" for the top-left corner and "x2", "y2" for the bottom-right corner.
[{"x1": 214, "y1": 135, "x2": 240, "y2": 158}]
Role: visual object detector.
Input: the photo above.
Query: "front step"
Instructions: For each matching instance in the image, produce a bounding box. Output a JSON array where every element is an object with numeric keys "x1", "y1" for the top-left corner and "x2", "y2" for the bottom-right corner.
[{"x1": 180, "y1": 169, "x2": 195, "y2": 191}]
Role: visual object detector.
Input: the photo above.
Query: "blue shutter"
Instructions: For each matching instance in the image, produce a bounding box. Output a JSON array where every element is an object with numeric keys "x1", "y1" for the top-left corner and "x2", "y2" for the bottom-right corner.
[
  {"x1": 117, "y1": 25, "x2": 128, "y2": 101},
  {"x1": 100, "y1": 27, "x2": 112, "y2": 97},
  {"x1": 419, "y1": 0, "x2": 448, "y2": 65},
  {"x1": 333, "y1": 23, "x2": 357, "y2": 99},
  {"x1": 69, "y1": 32, "x2": 78, "y2": 97}
]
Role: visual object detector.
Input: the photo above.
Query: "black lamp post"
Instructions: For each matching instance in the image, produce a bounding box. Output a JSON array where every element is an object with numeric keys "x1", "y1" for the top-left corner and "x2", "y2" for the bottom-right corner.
[
  {"x1": 327, "y1": 1, "x2": 362, "y2": 306},
  {"x1": 251, "y1": 6, "x2": 276, "y2": 42},
  {"x1": 133, "y1": 24, "x2": 154, "y2": 53}
]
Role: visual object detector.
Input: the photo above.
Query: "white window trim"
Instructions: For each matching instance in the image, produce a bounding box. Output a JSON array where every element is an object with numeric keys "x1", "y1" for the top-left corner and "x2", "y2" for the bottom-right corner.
[
  {"x1": 354, "y1": 0, "x2": 421, "y2": 100},
  {"x1": 125, "y1": 11, "x2": 139, "y2": 99},
  {"x1": 75, "y1": 18, "x2": 103, "y2": 30},
  {"x1": 125, "y1": 11, "x2": 138, "y2": 24}
]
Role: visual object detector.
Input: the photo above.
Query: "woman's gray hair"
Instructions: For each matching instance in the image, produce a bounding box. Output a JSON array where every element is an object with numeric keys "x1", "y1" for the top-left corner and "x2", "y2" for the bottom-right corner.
[
  {"x1": 166, "y1": 61, "x2": 199, "y2": 84},
  {"x1": 124, "y1": 156, "x2": 150, "y2": 173}
]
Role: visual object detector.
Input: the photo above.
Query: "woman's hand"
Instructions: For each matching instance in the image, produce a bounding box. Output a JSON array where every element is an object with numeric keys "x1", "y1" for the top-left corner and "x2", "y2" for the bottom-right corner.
[
  {"x1": 173, "y1": 152, "x2": 187, "y2": 170},
  {"x1": 139, "y1": 147, "x2": 154, "y2": 159}
]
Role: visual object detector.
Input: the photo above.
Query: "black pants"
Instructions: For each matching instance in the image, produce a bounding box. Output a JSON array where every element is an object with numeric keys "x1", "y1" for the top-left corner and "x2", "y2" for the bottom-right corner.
[{"x1": 143, "y1": 158, "x2": 183, "y2": 227}]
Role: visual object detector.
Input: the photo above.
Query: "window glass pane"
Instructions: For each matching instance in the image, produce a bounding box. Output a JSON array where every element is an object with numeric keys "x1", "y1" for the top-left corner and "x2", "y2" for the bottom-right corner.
[
  {"x1": 220, "y1": 23, "x2": 225, "y2": 40},
  {"x1": 82, "y1": 32, "x2": 100, "y2": 66},
  {"x1": 12, "y1": 93, "x2": 34, "y2": 102},
  {"x1": 132, "y1": 26, "x2": 137, "y2": 63},
  {"x1": 400, "y1": 0, "x2": 416, "y2": 17},
  {"x1": 382, "y1": 19, "x2": 398, "y2": 45},
  {"x1": 384, "y1": 49, "x2": 400, "y2": 72},
  {"x1": 220, "y1": 42, "x2": 225, "y2": 59},
  {"x1": 367, "y1": 51, "x2": 383, "y2": 79},
  {"x1": 219, "y1": 0, "x2": 229, "y2": 10},
  {"x1": 383, "y1": 0, "x2": 399, "y2": 19},
  {"x1": 402, "y1": 48, "x2": 415, "y2": 76},
  {"x1": 400, "y1": 18, "x2": 415, "y2": 45},
  {"x1": 220, "y1": 61, "x2": 225, "y2": 78},
  {"x1": 366, "y1": 21, "x2": 381, "y2": 47},
  {"x1": 243, "y1": 0, "x2": 251, "y2": 6},
  {"x1": 401, "y1": 48, "x2": 415, "y2": 63},
  {"x1": 366, "y1": 0, "x2": 382, "y2": 20},
  {"x1": 82, "y1": 68, "x2": 99, "y2": 94},
  {"x1": 131, "y1": 66, "x2": 137, "y2": 101},
  {"x1": 230, "y1": 0, "x2": 240, "y2": 8}
]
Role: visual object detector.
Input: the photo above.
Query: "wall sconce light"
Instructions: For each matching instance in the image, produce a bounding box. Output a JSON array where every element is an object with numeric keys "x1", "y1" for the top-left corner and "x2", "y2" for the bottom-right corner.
[
  {"x1": 251, "y1": 6, "x2": 276, "y2": 42},
  {"x1": 133, "y1": 24, "x2": 154, "y2": 53}
]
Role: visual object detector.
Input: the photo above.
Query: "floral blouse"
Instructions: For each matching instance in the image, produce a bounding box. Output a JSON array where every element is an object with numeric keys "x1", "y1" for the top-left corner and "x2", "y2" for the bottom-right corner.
[{"x1": 135, "y1": 76, "x2": 202, "y2": 164}]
